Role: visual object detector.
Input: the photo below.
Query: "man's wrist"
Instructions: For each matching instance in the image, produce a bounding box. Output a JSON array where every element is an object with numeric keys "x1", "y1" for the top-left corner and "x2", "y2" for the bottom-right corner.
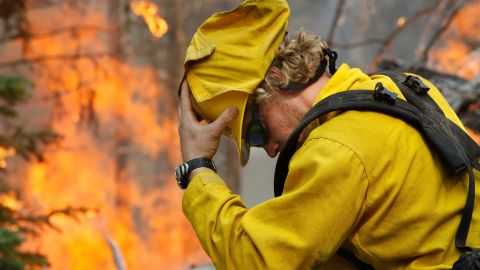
[
  {"x1": 187, "y1": 167, "x2": 213, "y2": 184},
  {"x1": 175, "y1": 157, "x2": 216, "y2": 189}
]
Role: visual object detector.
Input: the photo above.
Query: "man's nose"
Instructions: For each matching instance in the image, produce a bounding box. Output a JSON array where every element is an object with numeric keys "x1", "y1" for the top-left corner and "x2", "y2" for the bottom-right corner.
[{"x1": 263, "y1": 142, "x2": 278, "y2": 158}]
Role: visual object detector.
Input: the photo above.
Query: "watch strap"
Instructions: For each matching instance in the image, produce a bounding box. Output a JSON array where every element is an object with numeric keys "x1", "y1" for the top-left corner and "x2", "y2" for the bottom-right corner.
[{"x1": 176, "y1": 157, "x2": 216, "y2": 189}]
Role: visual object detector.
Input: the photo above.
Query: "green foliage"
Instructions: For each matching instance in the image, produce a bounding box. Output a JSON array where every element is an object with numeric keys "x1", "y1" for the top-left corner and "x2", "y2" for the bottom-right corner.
[
  {"x1": 0, "y1": 76, "x2": 30, "y2": 105},
  {"x1": 0, "y1": 227, "x2": 22, "y2": 249},
  {"x1": 0, "y1": 202, "x2": 88, "y2": 270},
  {"x1": 0, "y1": 128, "x2": 61, "y2": 162},
  {"x1": 0, "y1": 227, "x2": 49, "y2": 270},
  {"x1": 0, "y1": 74, "x2": 61, "y2": 269},
  {"x1": 0, "y1": 3, "x2": 72, "y2": 269},
  {"x1": 0, "y1": 202, "x2": 52, "y2": 269},
  {"x1": 0, "y1": 227, "x2": 26, "y2": 270},
  {"x1": 0, "y1": 75, "x2": 60, "y2": 164}
]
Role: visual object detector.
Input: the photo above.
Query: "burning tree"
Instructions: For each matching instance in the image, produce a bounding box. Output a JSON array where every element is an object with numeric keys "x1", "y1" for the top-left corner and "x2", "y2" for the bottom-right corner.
[
  {"x1": 0, "y1": 0, "x2": 243, "y2": 269},
  {"x1": 0, "y1": 74, "x2": 57, "y2": 269},
  {"x1": 0, "y1": 0, "x2": 221, "y2": 269},
  {"x1": 0, "y1": 2, "x2": 61, "y2": 269}
]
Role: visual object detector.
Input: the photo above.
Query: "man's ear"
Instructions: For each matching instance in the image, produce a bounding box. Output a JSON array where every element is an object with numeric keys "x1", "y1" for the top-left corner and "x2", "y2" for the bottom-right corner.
[{"x1": 267, "y1": 66, "x2": 287, "y2": 87}]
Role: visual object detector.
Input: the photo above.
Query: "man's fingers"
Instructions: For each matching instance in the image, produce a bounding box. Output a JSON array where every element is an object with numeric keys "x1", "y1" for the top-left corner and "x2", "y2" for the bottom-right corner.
[
  {"x1": 179, "y1": 81, "x2": 197, "y2": 122},
  {"x1": 211, "y1": 107, "x2": 239, "y2": 135},
  {"x1": 178, "y1": 104, "x2": 182, "y2": 121}
]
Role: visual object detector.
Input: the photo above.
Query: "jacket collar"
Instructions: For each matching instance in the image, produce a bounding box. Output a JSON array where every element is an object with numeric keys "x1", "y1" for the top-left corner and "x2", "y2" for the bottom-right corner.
[{"x1": 303, "y1": 63, "x2": 371, "y2": 136}]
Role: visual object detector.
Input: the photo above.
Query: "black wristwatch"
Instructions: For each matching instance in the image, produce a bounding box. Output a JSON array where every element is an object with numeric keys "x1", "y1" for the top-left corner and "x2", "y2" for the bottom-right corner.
[{"x1": 175, "y1": 157, "x2": 216, "y2": 189}]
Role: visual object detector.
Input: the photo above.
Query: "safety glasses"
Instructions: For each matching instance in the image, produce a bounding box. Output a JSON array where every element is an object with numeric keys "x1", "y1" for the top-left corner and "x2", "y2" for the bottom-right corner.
[{"x1": 246, "y1": 103, "x2": 269, "y2": 147}]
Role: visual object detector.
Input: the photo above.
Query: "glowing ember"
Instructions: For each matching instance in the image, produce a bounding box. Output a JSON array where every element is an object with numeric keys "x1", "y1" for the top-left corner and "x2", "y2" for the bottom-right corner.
[
  {"x1": 130, "y1": 0, "x2": 168, "y2": 38},
  {"x1": 0, "y1": 147, "x2": 16, "y2": 168},
  {"x1": 0, "y1": 192, "x2": 22, "y2": 211}
]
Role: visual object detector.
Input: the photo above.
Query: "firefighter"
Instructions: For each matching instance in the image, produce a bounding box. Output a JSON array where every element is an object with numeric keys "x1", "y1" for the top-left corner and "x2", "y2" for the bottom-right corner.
[{"x1": 175, "y1": 0, "x2": 480, "y2": 269}]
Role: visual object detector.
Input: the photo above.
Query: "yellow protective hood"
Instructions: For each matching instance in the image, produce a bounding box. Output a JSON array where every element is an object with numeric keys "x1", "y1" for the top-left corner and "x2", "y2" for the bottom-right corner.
[{"x1": 184, "y1": 0, "x2": 290, "y2": 166}]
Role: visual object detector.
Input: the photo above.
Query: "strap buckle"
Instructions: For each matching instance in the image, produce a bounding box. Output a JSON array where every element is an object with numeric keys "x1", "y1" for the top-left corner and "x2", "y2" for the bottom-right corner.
[
  {"x1": 373, "y1": 82, "x2": 397, "y2": 104},
  {"x1": 403, "y1": 75, "x2": 430, "y2": 95}
]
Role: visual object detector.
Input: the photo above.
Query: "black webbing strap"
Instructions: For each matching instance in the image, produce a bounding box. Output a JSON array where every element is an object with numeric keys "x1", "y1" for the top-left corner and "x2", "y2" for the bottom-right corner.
[
  {"x1": 274, "y1": 90, "x2": 444, "y2": 196},
  {"x1": 337, "y1": 248, "x2": 375, "y2": 270},
  {"x1": 378, "y1": 71, "x2": 480, "y2": 251},
  {"x1": 273, "y1": 71, "x2": 480, "y2": 268},
  {"x1": 377, "y1": 71, "x2": 480, "y2": 174},
  {"x1": 282, "y1": 59, "x2": 328, "y2": 91},
  {"x1": 456, "y1": 165, "x2": 477, "y2": 251},
  {"x1": 280, "y1": 48, "x2": 338, "y2": 91}
]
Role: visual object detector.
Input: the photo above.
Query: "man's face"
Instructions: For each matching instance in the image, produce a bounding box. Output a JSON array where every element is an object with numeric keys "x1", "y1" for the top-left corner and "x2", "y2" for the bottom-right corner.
[{"x1": 244, "y1": 94, "x2": 305, "y2": 158}]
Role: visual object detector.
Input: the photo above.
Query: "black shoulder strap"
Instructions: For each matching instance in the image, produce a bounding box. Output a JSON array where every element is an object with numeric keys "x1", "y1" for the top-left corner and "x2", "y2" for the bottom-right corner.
[
  {"x1": 377, "y1": 71, "x2": 480, "y2": 174},
  {"x1": 273, "y1": 71, "x2": 480, "y2": 268},
  {"x1": 378, "y1": 71, "x2": 480, "y2": 252},
  {"x1": 274, "y1": 89, "x2": 427, "y2": 196},
  {"x1": 336, "y1": 248, "x2": 375, "y2": 270}
]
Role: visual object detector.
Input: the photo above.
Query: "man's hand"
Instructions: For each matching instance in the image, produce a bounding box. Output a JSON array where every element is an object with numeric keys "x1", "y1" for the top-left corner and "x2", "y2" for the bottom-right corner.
[{"x1": 178, "y1": 81, "x2": 239, "y2": 162}]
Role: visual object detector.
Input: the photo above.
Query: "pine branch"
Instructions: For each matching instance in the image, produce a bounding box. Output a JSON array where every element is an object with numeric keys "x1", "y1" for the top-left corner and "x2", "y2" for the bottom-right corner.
[
  {"x1": 0, "y1": 75, "x2": 31, "y2": 104},
  {"x1": 0, "y1": 128, "x2": 61, "y2": 162},
  {"x1": 18, "y1": 206, "x2": 90, "y2": 233}
]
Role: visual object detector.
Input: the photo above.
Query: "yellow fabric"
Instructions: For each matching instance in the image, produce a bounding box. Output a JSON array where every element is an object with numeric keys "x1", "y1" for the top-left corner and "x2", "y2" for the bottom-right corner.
[
  {"x1": 182, "y1": 64, "x2": 480, "y2": 269},
  {"x1": 184, "y1": 0, "x2": 290, "y2": 165}
]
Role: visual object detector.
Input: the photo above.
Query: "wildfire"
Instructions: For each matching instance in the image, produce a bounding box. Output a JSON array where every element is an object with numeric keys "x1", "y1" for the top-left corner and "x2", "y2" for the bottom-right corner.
[
  {"x1": 130, "y1": 0, "x2": 168, "y2": 38},
  {"x1": 0, "y1": 147, "x2": 16, "y2": 169},
  {"x1": 0, "y1": 192, "x2": 22, "y2": 211},
  {"x1": 430, "y1": 1, "x2": 480, "y2": 144},
  {"x1": 430, "y1": 1, "x2": 480, "y2": 80},
  {"x1": 0, "y1": 2, "x2": 206, "y2": 270}
]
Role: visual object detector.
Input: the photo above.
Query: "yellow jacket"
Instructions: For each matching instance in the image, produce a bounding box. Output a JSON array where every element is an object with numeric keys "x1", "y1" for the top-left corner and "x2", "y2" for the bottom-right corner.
[{"x1": 182, "y1": 64, "x2": 480, "y2": 269}]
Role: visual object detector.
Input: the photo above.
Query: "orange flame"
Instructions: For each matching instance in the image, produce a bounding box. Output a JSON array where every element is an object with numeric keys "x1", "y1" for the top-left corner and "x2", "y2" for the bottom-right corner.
[
  {"x1": 429, "y1": 1, "x2": 480, "y2": 143},
  {"x1": 0, "y1": 192, "x2": 22, "y2": 211},
  {"x1": 130, "y1": 0, "x2": 168, "y2": 38},
  {"x1": 430, "y1": 1, "x2": 480, "y2": 80},
  {"x1": 0, "y1": 2, "x2": 207, "y2": 269},
  {"x1": 0, "y1": 147, "x2": 16, "y2": 169}
]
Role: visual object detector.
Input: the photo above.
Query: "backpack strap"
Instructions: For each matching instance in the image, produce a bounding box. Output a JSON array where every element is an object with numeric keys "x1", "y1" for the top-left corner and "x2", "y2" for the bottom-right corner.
[
  {"x1": 377, "y1": 71, "x2": 480, "y2": 174},
  {"x1": 273, "y1": 71, "x2": 480, "y2": 268},
  {"x1": 336, "y1": 248, "x2": 375, "y2": 270},
  {"x1": 273, "y1": 85, "x2": 479, "y2": 196},
  {"x1": 275, "y1": 89, "x2": 422, "y2": 195},
  {"x1": 378, "y1": 71, "x2": 480, "y2": 251}
]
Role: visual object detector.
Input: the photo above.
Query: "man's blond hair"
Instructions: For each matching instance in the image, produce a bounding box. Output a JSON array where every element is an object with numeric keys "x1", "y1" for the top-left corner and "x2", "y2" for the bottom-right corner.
[{"x1": 255, "y1": 31, "x2": 329, "y2": 102}]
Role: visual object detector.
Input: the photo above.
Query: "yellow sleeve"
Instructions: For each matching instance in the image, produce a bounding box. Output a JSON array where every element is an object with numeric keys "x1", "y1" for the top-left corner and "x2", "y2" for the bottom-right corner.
[{"x1": 182, "y1": 137, "x2": 369, "y2": 270}]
